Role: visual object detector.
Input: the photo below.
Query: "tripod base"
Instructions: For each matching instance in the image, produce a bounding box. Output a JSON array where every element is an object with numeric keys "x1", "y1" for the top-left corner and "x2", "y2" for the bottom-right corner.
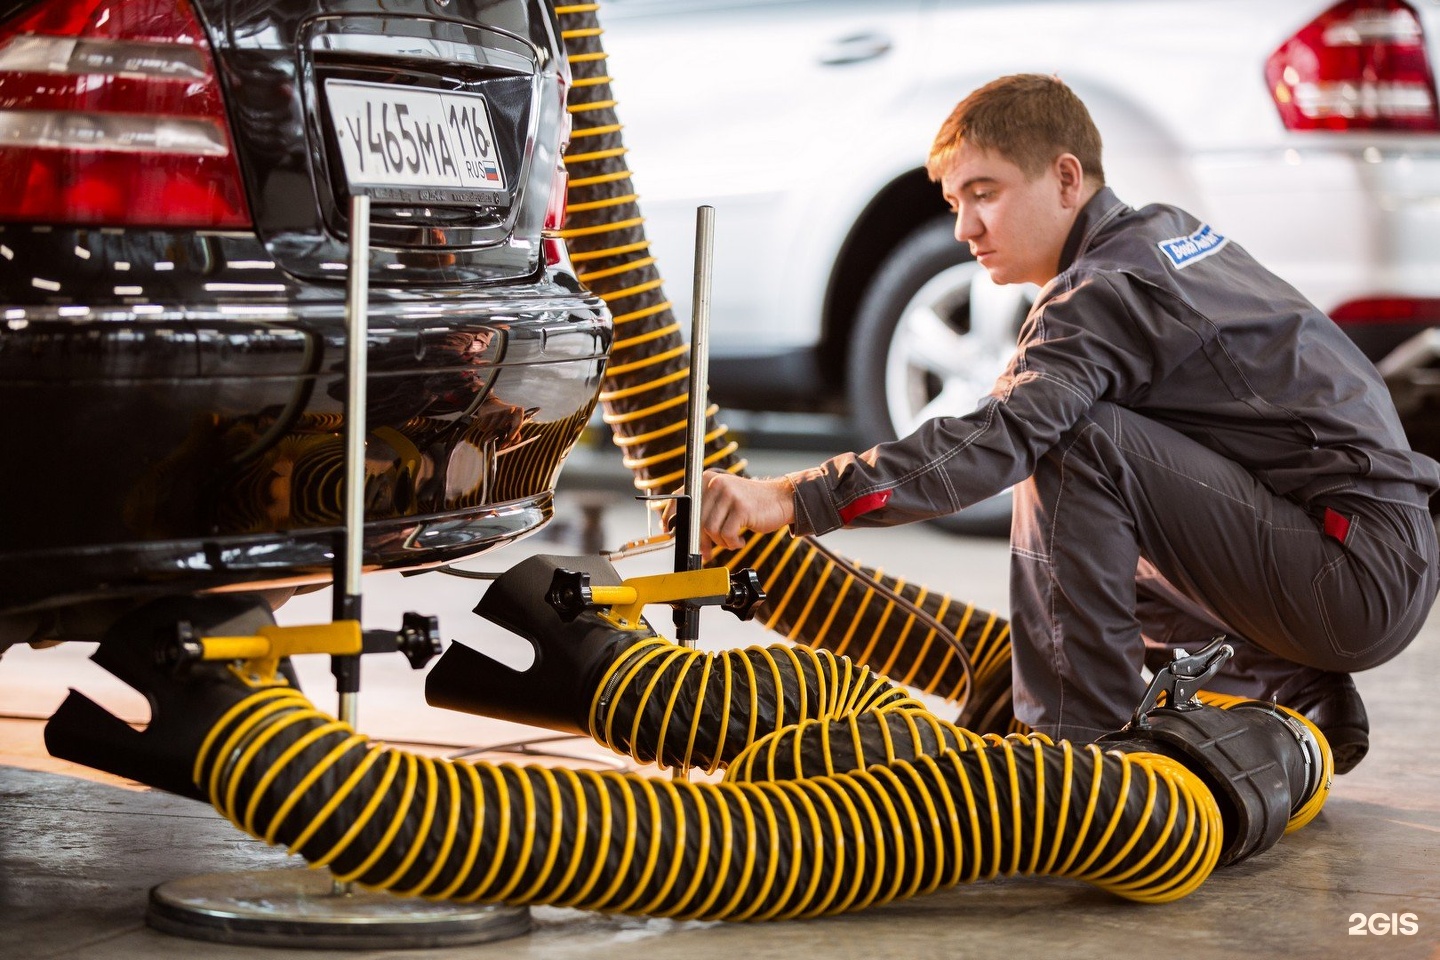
[{"x1": 146, "y1": 867, "x2": 531, "y2": 949}]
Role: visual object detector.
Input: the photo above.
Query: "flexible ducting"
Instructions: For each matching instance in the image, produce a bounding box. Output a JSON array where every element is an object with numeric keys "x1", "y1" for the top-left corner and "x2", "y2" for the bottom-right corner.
[
  {"x1": 195, "y1": 682, "x2": 1232, "y2": 916},
  {"x1": 554, "y1": 2, "x2": 1016, "y2": 732},
  {"x1": 190, "y1": 643, "x2": 1230, "y2": 919},
  {"x1": 45, "y1": 583, "x2": 1326, "y2": 920},
  {"x1": 425, "y1": 553, "x2": 1329, "y2": 862}
]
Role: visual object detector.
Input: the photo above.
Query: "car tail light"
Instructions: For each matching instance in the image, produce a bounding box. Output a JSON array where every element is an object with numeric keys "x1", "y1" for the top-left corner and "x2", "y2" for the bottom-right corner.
[
  {"x1": 1266, "y1": 0, "x2": 1440, "y2": 132},
  {"x1": 542, "y1": 75, "x2": 572, "y2": 268},
  {"x1": 0, "y1": 0, "x2": 250, "y2": 227},
  {"x1": 542, "y1": 160, "x2": 570, "y2": 267},
  {"x1": 1332, "y1": 297, "x2": 1440, "y2": 324}
]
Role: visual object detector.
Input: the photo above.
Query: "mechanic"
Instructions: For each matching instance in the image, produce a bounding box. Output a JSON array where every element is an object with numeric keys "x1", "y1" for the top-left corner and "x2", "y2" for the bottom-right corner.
[{"x1": 689, "y1": 74, "x2": 1440, "y2": 773}]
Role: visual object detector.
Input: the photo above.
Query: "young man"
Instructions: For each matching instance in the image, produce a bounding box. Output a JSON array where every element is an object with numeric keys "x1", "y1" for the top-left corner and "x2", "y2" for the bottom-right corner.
[{"x1": 693, "y1": 74, "x2": 1440, "y2": 772}]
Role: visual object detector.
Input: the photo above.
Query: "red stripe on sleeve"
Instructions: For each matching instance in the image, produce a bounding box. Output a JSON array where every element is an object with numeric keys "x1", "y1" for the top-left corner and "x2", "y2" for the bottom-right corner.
[{"x1": 839, "y1": 489, "x2": 892, "y2": 525}]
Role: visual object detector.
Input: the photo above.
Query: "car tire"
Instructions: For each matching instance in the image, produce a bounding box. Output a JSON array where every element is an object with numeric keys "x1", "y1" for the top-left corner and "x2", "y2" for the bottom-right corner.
[{"x1": 847, "y1": 218, "x2": 1033, "y2": 538}]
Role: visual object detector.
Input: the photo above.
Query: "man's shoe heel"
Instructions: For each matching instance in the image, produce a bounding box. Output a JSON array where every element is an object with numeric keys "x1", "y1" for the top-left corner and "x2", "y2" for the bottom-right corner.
[
  {"x1": 1324, "y1": 725, "x2": 1368, "y2": 775},
  {"x1": 1288, "y1": 672, "x2": 1369, "y2": 775}
]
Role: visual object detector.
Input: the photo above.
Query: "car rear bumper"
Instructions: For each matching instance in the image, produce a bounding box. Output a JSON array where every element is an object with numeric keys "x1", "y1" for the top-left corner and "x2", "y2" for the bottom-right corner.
[
  {"x1": 0, "y1": 495, "x2": 552, "y2": 620},
  {"x1": 0, "y1": 277, "x2": 609, "y2": 616}
]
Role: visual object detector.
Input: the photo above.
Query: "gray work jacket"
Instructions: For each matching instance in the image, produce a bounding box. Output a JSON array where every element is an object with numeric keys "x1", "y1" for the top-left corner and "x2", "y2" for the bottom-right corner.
[{"x1": 789, "y1": 187, "x2": 1440, "y2": 537}]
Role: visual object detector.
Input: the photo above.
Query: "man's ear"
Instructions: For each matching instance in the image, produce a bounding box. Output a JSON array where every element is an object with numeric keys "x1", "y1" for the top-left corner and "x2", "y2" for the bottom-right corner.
[{"x1": 1054, "y1": 153, "x2": 1085, "y2": 207}]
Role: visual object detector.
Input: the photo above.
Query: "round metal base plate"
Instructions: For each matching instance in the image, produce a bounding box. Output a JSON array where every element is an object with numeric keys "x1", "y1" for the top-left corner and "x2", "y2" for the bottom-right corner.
[{"x1": 146, "y1": 868, "x2": 531, "y2": 949}]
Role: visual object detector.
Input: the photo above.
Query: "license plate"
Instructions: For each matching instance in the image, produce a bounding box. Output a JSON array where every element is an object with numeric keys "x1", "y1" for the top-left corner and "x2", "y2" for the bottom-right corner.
[{"x1": 325, "y1": 80, "x2": 508, "y2": 199}]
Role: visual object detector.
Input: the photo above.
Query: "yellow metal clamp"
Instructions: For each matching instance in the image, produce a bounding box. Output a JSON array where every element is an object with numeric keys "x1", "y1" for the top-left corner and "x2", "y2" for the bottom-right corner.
[
  {"x1": 188, "y1": 622, "x2": 363, "y2": 688},
  {"x1": 546, "y1": 566, "x2": 763, "y2": 631},
  {"x1": 588, "y1": 568, "x2": 736, "y2": 630}
]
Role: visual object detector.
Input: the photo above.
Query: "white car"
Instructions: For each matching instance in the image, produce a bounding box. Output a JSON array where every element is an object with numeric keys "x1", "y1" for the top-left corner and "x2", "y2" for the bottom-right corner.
[{"x1": 600, "y1": 0, "x2": 1440, "y2": 533}]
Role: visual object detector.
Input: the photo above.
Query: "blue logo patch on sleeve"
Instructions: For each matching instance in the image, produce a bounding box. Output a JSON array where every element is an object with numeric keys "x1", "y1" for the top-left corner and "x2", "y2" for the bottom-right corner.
[{"x1": 1157, "y1": 224, "x2": 1228, "y2": 269}]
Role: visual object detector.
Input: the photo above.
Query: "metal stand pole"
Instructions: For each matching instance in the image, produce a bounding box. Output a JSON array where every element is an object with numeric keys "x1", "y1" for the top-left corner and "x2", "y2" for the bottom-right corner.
[
  {"x1": 145, "y1": 193, "x2": 530, "y2": 948},
  {"x1": 330, "y1": 192, "x2": 371, "y2": 896},
  {"x1": 334, "y1": 194, "x2": 371, "y2": 728},
  {"x1": 674, "y1": 204, "x2": 715, "y2": 648},
  {"x1": 666, "y1": 205, "x2": 715, "y2": 783}
]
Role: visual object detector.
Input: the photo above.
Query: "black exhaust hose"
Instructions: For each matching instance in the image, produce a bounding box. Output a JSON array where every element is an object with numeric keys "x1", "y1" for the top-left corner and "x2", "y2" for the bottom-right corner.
[
  {"x1": 428, "y1": 553, "x2": 920, "y2": 771},
  {"x1": 198, "y1": 682, "x2": 1225, "y2": 913}
]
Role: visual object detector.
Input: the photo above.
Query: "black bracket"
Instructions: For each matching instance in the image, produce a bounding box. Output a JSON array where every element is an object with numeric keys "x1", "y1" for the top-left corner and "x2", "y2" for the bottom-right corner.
[
  {"x1": 363, "y1": 612, "x2": 443, "y2": 670},
  {"x1": 1129, "y1": 635, "x2": 1234, "y2": 729}
]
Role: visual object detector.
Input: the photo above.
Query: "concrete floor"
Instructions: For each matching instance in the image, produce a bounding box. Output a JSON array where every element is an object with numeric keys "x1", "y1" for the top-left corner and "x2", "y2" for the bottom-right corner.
[{"x1": 3, "y1": 461, "x2": 1440, "y2": 959}]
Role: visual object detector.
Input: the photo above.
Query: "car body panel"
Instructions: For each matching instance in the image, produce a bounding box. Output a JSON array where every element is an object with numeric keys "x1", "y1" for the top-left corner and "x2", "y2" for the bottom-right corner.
[
  {"x1": 0, "y1": 222, "x2": 608, "y2": 618},
  {"x1": 195, "y1": 0, "x2": 569, "y2": 285}
]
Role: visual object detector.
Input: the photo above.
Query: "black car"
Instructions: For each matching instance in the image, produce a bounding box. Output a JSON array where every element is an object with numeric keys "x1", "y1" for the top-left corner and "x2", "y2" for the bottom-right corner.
[{"x1": 0, "y1": 0, "x2": 610, "y2": 646}]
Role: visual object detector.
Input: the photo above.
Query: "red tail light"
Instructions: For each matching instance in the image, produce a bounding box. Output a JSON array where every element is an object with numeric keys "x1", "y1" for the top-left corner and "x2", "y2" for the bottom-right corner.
[
  {"x1": 1331, "y1": 297, "x2": 1440, "y2": 324},
  {"x1": 0, "y1": 0, "x2": 251, "y2": 227},
  {"x1": 542, "y1": 160, "x2": 569, "y2": 267},
  {"x1": 542, "y1": 74, "x2": 571, "y2": 268},
  {"x1": 1266, "y1": 0, "x2": 1440, "y2": 132}
]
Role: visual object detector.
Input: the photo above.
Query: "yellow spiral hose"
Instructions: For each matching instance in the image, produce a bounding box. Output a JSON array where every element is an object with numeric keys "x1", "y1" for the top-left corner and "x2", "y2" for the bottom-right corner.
[{"x1": 191, "y1": 673, "x2": 1223, "y2": 917}]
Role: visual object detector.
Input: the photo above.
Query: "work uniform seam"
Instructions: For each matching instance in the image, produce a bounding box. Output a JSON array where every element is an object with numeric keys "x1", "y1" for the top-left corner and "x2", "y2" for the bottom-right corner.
[
  {"x1": 1029, "y1": 370, "x2": 1092, "y2": 405},
  {"x1": 1310, "y1": 550, "x2": 1351, "y2": 657},
  {"x1": 1109, "y1": 429, "x2": 1316, "y2": 533},
  {"x1": 1076, "y1": 200, "x2": 1127, "y2": 260},
  {"x1": 1048, "y1": 420, "x2": 1105, "y2": 730},
  {"x1": 938, "y1": 460, "x2": 960, "y2": 512},
  {"x1": 793, "y1": 486, "x2": 815, "y2": 535},
  {"x1": 1309, "y1": 480, "x2": 1356, "y2": 498},
  {"x1": 820, "y1": 483, "x2": 843, "y2": 531}
]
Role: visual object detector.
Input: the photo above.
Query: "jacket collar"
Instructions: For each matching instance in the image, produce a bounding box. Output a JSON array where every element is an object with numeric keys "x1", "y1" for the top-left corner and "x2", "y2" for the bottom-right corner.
[{"x1": 1057, "y1": 185, "x2": 1128, "y2": 274}]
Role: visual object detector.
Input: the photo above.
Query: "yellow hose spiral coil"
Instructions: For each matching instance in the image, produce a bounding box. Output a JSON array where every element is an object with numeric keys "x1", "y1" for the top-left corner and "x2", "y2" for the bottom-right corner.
[{"x1": 192, "y1": 674, "x2": 1223, "y2": 918}]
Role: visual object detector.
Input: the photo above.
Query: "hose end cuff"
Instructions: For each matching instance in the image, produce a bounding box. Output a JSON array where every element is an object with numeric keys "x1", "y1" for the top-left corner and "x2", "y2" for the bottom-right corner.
[
  {"x1": 1100, "y1": 700, "x2": 1317, "y2": 867},
  {"x1": 425, "y1": 553, "x2": 652, "y2": 735},
  {"x1": 43, "y1": 595, "x2": 275, "y2": 800}
]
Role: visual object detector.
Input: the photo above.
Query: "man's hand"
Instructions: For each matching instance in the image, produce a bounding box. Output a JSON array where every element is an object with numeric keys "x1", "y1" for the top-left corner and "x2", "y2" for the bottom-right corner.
[{"x1": 666, "y1": 470, "x2": 796, "y2": 559}]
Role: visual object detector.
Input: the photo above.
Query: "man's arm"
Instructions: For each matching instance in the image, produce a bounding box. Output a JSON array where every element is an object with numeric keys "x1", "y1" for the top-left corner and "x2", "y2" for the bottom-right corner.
[{"x1": 783, "y1": 274, "x2": 1158, "y2": 538}]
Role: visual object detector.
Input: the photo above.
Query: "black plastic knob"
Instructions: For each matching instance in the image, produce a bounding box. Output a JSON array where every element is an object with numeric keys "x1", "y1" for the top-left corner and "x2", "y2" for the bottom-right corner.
[{"x1": 546, "y1": 568, "x2": 594, "y2": 622}]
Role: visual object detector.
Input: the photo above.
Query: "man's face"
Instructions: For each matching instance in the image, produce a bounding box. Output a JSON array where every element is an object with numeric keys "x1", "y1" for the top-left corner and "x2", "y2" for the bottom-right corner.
[{"x1": 939, "y1": 142, "x2": 1080, "y2": 288}]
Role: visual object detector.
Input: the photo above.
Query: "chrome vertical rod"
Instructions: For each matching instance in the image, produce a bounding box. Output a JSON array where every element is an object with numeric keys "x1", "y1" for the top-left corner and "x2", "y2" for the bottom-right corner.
[
  {"x1": 683, "y1": 205, "x2": 715, "y2": 542},
  {"x1": 675, "y1": 204, "x2": 715, "y2": 651},
  {"x1": 340, "y1": 193, "x2": 371, "y2": 618},
  {"x1": 332, "y1": 193, "x2": 371, "y2": 894}
]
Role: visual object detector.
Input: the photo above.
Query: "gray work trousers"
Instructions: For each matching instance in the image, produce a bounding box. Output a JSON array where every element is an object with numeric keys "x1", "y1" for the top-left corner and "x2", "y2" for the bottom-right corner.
[{"x1": 1009, "y1": 402, "x2": 1439, "y2": 741}]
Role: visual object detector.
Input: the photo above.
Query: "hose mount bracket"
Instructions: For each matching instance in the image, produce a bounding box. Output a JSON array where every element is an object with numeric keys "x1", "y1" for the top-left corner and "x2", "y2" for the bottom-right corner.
[
  {"x1": 1130, "y1": 635, "x2": 1234, "y2": 729},
  {"x1": 545, "y1": 566, "x2": 765, "y2": 630}
]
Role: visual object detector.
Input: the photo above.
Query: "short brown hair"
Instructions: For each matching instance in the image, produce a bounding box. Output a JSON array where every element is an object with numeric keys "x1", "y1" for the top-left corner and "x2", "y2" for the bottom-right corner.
[{"x1": 926, "y1": 74, "x2": 1104, "y2": 185}]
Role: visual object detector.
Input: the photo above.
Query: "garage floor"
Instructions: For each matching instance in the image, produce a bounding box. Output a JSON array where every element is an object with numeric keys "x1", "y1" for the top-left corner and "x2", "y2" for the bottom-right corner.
[{"x1": 3, "y1": 474, "x2": 1440, "y2": 960}]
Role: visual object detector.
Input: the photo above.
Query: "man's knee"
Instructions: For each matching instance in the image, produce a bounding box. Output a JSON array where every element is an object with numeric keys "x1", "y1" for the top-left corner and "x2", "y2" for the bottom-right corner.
[{"x1": 1032, "y1": 402, "x2": 1129, "y2": 489}]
